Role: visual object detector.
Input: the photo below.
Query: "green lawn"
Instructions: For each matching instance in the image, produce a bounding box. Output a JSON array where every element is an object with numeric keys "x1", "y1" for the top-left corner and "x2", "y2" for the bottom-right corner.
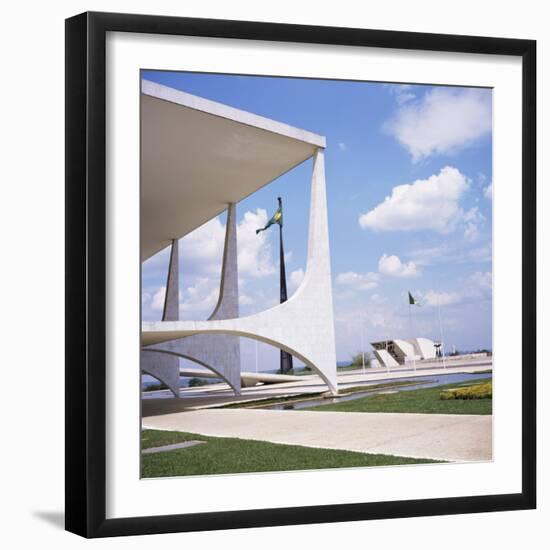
[
  {"x1": 303, "y1": 378, "x2": 493, "y2": 415},
  {"x1": 141, "y1": 429, "x2": 438, "y2": 478}
]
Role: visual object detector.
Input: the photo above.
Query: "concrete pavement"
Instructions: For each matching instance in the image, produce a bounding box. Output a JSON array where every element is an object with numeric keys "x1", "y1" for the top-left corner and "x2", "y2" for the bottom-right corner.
[{"x1": 142, "y1": 408, "x2": 492, "y2": 462}]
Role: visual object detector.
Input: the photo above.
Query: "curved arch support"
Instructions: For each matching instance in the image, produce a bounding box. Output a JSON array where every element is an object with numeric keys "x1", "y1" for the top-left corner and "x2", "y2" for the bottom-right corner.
[
  {"x1": 141, "y1": 351, "x2": 180, "y2": 398},
  {"x1": 143, "y1": 347, "x2": 241, "y2": 395},
  {"x1": 150, "y1": 328, "x2": 336, "y2": 394},
  {"x1": 146, "y1": 332, "x2": 241, "y2": 395}
]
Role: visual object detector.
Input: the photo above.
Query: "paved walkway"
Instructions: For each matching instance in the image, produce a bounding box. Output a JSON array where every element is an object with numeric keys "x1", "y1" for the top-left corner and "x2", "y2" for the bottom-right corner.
[{"x1": 143, "y1": 409, "x2": 492, "y2": 462}]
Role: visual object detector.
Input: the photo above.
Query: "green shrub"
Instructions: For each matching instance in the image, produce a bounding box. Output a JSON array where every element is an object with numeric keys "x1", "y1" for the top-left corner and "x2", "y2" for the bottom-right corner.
[
  {"x1": 440, "y1": 382, "x2": 492, "y2": 400},
  {"x1": 188, "y1": 377, "x2": 209, "y2": 387},
  {"x1": 143, "y1": 382, "x2": 168, "y2": 392},
  {"x1": 350, "y1": 351, "x2": 372, "y2": 368}
]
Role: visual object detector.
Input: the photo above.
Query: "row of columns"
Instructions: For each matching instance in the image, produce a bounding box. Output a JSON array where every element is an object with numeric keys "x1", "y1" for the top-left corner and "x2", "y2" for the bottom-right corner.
[{"x1": 141, "y1": 203, "x2": 242, "y2": 396}]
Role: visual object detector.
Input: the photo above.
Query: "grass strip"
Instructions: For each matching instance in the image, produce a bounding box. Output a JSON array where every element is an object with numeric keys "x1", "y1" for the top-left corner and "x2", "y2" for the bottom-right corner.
[
  {"x1": 303, "y1": 378, "x2": 493, "y2": 415},
  {"x1": 141, "y1": 429, "x2": 440, "y2": 478}
]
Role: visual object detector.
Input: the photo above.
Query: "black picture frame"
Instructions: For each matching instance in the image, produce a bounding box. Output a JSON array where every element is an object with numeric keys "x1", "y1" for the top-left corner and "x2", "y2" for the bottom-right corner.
[{"x1": 65, "y1": 11, "x2": 536, "y2": 538}]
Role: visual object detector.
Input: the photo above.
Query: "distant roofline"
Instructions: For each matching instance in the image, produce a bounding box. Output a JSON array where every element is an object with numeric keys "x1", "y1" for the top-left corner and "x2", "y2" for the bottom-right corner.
[{"x1": 142, "y1": 79, "x2": 326, "y2": 149}]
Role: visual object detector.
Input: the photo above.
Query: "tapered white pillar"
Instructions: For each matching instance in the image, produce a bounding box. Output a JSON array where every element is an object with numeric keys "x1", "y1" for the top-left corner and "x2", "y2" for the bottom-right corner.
[{"x1": 141, "y1": 239, "x2": 181, "y2": 397}]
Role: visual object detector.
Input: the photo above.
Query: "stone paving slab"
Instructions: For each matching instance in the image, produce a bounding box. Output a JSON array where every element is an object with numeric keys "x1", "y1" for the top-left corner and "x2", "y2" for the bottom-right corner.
[
  {"x1": 141, "y1": 440, "x2": 205, "y2": 454},
  {"x1": 142, "y1": 409, "x2": 492, "y2": 462}
]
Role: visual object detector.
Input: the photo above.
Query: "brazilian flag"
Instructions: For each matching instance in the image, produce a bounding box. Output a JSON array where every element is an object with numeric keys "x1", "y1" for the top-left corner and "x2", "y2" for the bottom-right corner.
[
  {"x1": 408, "y1": 291, "x2": 420, "y2": 306},
  {"x1": 256, "y1": 197, "x2": 283, "y2": 234}
]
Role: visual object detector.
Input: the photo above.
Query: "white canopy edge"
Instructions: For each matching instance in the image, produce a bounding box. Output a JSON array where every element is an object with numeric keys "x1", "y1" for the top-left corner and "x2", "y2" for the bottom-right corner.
[{"x1": 142, "y1": 79, "x2": 326, "y2": 149}]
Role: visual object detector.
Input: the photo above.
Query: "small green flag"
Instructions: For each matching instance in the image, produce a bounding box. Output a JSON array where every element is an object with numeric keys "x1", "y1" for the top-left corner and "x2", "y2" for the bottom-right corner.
[
  {"x1": 256, "y1": 197, "x2": 283, "y2": 234},
  {"x1": 408, "y1": 291, "x2": 420, "y2": 306}
]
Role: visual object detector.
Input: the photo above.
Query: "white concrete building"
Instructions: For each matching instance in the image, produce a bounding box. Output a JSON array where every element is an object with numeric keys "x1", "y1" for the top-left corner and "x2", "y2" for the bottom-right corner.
[
  {"x1": 140, "y1": 80, "x2": 338, "y2": 396},
  {"x1": 371, "y1": 337, "x2": 438, "y2": 368}
]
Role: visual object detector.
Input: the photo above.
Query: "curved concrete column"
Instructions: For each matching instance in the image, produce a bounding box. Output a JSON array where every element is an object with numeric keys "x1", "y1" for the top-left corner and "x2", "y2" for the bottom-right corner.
[
  {"x1": 141, "y1": 352, "x2": 181, "y2": 396},
  {"x1": 143, "y1": 203, "x2": 242, "y2": 395},
  {"x1": 142, "y1": 150, "x2": 338, "y2": 394},
  {"x1": 143, "y1": 348, "x2": 241, "y2": 394},
  {"x1": 141, "y1": 238, "x2": 181, "y2": 397}
]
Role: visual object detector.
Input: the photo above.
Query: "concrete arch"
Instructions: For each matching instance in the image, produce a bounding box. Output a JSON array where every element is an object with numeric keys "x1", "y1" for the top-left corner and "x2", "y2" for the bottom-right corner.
[
  {"x1": 141, "y1": 351, "x2": 180, "y2": 398},
  {"x1": 149, "y1": 327, "x2": 335, "y2": 394},
  {"x1": 142, "y1": 348, "x2": 240, "y2": 394},
  {"x1": 141, "y1": 369, "x2": 175, "y2": 394}
]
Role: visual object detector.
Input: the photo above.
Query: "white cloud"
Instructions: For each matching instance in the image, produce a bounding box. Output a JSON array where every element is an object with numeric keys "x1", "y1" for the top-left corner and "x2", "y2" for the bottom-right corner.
[
  {"x1": 336, "y1": 271, "x2": 379, "y2": 290},
  {"x1": 151, "y1": 277, "x2": 224, "y2": 319},
  {"x1": 387, "y1": 84, "x2": 416, "y2": 105},
  {"x1": 396, "y1": 92, "x2": 416, "y2": 105},
  {"x1": 370, "y1": 293, "x2": 387, "y2": 304},
  {"x1": 237, "y1": 209, "x2": 277, "y2": 278},
  {"x1": 464, "y1": 223, "x2": 480, "y2": 242},
  {"x1": 463, "y1": 206, "x2": 483, "y2": 224},
  {"x1": 336, "y1": 255, "x2": 418, "y2": 298},
  {"x1": 407, "y1": 245, "x2": 449, "y2": 266},
  {"x1": 180, "y1": 277, "x2": 219, "y2": 315},
  {"x1": 180, "y1": 217, "x2": 226, "y2": 276},
  {"x1": 421, "y1": 271, "x2": 491, "y2": 309},
  {"x1": 423, "y1": 290, "x2": 461, "y2": 307},
  {"x1": 289, "y1": 268, "x2": 305, "y2": 291},
  {"x1": 468, "y1": 243, "x2": 492, "y2": 263},
  {"x1": 239, "y1": 293, "x2": 254, "y2": 306},
  {"x1": 178, "y1": 209, "x2": 277, "y2": 280},
  {"x1": 143, "y1": 209, "x2": 281, "y2": 321},
  {"x1": 462, "y1": 207, "x2": 485, "y2": 242},
  {"x1": 484, "y1": 182, "x2": 493, "y2": 200},
  {"x1": 338, "y1": 142, "x2": 347, "y2": 151},
  {"x1": 384, "y1": 88, "x2": 492, "y2": 162},
  {"x1": 469, "y1": 271, "x2": 492, "y2": 293},
  {"x1": 151, "y1": 286, "x2": 166, "y2": 311},
  {"x1": 359, "y1": 166, "x2": 470, "y2": 233},
  {"x1": 407, "y1": 241, "x2": 492, "y2": 266},
  {"x1": 378, "y1": 254, "x2": 419, "y2": 278}
]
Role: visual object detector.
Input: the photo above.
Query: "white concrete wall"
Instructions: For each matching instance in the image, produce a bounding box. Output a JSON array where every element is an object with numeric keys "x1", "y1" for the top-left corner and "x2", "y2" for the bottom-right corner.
[
  {"x1": 373, "y1": 349, "x2": 400, "y2": 368},
  {"x1": 414, "y1": 337, "x2": 437, "y2": 360}
]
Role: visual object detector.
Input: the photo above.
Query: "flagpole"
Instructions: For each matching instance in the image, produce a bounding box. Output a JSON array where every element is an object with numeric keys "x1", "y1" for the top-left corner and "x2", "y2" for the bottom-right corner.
[
  {"x1": 278, "y1": 198, "x2": 293, "y2": 374},
  {"x1": 360, "y1": 317, "x2": 365, "y2": 375},
  {"x1": 409, "y1": 299, "x2": 417, "y2": 373},
  {"x1": 385, "y1": 338, "x2": 390, "y2": 375},
  {"x1": 256, "y1": 197, "x2": 293, "y2": 374},
  {"x1": 437, "y1": 295, "x2": 447, "y2": 369}
]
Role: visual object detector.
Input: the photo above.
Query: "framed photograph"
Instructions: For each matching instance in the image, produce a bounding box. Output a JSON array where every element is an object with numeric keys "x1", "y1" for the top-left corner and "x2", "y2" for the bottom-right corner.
[{"x1": 65, "y1": 11, "x2": 536, "y2": 538}]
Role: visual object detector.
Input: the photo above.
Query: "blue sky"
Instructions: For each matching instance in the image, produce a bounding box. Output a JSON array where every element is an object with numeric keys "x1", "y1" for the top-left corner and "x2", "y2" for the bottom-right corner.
[{"x1": 141, "y1": 70, "x2": 493, "y2": 371}]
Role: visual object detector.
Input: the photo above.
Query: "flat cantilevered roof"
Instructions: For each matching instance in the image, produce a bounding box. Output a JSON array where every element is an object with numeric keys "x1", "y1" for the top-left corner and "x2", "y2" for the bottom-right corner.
[{"x1": 141, "y1": 80, "x2": 326, "y2": 261}]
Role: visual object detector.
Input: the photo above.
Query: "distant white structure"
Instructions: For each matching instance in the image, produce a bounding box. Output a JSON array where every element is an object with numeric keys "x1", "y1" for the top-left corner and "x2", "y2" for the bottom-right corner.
[{"x1": 371, "y1": 337, "x2": 438, "y2": 368}]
